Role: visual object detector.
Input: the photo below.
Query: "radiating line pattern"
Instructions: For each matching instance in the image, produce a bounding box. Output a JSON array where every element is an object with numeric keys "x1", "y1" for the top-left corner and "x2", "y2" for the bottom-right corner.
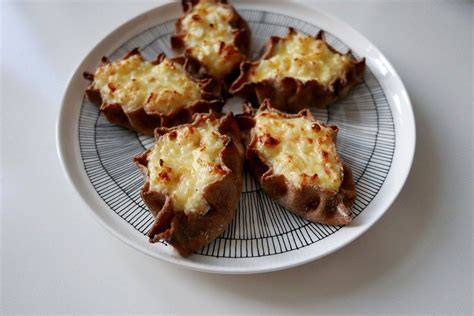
[{"x1": 78, "y1": 10, "x2": 395, "y2": 258}]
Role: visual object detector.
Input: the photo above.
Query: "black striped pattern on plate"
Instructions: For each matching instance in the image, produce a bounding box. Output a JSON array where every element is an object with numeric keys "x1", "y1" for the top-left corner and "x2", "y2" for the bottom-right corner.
[{"x1": 79, "y1": 10, "x2": 395, "y2": 258}]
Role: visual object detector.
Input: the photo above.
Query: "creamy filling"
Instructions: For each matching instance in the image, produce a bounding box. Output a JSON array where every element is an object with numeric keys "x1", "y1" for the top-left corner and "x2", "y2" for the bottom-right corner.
[
  {"x1": 148, "y1": 117, "x2": 228, "y2": 214},
  {"x1": 93, "y1": 55, "x2": 201, "y2": 113},
  {"x1": 250, "y1": 32, "x2": 350, "y2": 86},
  {"x1": 254, "y1": 111, "x2": 343, "y2": 191}
]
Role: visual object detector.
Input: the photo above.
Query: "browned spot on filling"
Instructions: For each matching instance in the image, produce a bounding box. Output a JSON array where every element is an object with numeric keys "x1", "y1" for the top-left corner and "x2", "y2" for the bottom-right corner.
[
  {"x1": 307, "y1": 137, "x2": 313, "y2": 144},
  {"x1": 324, "y1": 166, "x2": 332, "y2": 175},
  {"x1": 311, "y1": 123, "x2": 321, "y2": 132},
  {"x1": 108, "y1": 83, "x2": 116, "y2": 92},
  {"x1": 169, "y1": 131, "x2": 178, "y2": 139},
  {"x1": 159, "y1": 159, "x2": 164, "y2": 166},
  {"x1": 318, "y1": 136, "x2": 329, "y2": 144},
  {"x1": 301, "y1": 173, "x2": 319, "y2": 186},
  {"x1": 159, "y1": 171, "x2": 170, "y2": 181},
  {"x1": 260, "y1": 134, "x2": 280, "y2": 146}
]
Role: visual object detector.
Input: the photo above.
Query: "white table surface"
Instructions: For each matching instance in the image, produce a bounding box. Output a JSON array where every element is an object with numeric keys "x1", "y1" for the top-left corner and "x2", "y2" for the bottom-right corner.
[{"x1": 1, "y1": 1, "x2": 472, "y2": 314}]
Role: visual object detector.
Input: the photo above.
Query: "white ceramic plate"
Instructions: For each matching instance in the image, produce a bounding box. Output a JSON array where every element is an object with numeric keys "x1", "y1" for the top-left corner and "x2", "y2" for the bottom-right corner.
[{"x1": 57, "y1": 1, "x2": 415, "y2": 274}]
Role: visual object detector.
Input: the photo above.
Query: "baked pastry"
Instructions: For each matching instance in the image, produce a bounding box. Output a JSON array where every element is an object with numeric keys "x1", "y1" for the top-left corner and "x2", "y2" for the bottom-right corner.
[
  {"x1": 171, "y1": 0, "x2": 250, "y2": 83},
  {"x1": 84, "y1": 49, "x2": 224, "y2": 135},
  {"x1": 230, "y1": 28, "x2": 365, "y2": 113},
  {"x1": 134, "y1": 112, "x2": 244, "y2": 256},
  {"x1": 238, "y1": 100, "x2": 356, "y2": 225}
]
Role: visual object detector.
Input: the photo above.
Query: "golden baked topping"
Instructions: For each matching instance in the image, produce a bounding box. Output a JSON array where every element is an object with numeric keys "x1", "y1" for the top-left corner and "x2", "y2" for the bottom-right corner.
[
  {"x1": 254, "y1": 110, "x2": 343, "y2": 191},
  {"x1": 249, "y1": 31, "x2": 351, "y2": 86},
  {"x1": 147, "y1": 115, "x2": 228, "y2": 214},
  {"x1": 93, "y1": 55, "x2": 201, "y2": 113},
  {"x1": 181, "y1": 0, "x2": 242, "y2": 79}
]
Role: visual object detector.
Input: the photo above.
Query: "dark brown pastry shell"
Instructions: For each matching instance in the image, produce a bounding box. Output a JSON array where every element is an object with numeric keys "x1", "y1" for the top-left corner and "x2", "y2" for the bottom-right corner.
[
  {"x1": 84, "y1": 48, "x2": 224, "y2": 135},
  {"x1": 237, "y1": 100, "x2": 356, "y2": 225},
  {"x1": 134, "y1": 112, "x2": 244, "y2": 256},
  {"x1": 230, "y1": 28, "x2": 366, "y2": 113}
]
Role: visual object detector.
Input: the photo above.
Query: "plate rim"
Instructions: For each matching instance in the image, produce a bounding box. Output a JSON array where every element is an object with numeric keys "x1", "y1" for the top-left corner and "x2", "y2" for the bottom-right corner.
[{"x1": 56, "y1": 0, "x2": 416, "y2": 274}]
